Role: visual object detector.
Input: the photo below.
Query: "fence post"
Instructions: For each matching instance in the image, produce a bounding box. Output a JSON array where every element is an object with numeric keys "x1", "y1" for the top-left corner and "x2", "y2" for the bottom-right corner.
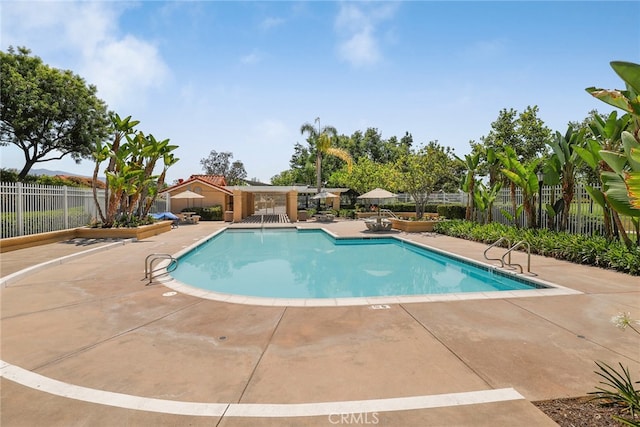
[
  {"x1": 16, "y1": 182, "x2": 24, "y2": 236},
  {"x1": 576, "y1": 184, "x2": 582, "y2": 234},
  {"x1": 63, "y1": 186, "x2": 69, "y2": 229}
]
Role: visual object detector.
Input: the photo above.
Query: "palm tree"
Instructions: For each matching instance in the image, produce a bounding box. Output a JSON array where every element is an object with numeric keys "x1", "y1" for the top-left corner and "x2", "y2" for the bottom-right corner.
[{"x1": 300, "y1": 118, "x2": 353, "y2": 207}]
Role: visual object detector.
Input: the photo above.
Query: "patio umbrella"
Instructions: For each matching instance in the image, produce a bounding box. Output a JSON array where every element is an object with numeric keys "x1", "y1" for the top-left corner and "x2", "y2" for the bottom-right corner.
[
  {"x1": 357, "y1": 188, "x2": 397, "y2": 218},
  {"x1": 312, "y1": 191, "x2": 339, "y2": 200},
  {"x1": 312, "y1": 191, "x2": 339, "y2": 211},
  {"x1": 170, "y1": 190, "x2": 204, "y2": 208}
]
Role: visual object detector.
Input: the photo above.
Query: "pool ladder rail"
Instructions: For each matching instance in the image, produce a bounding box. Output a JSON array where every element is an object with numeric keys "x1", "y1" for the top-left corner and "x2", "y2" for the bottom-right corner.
[
  {"x1": 144, "y1": 253, "x2": 178, "y2": 285},
  {"x1": 484, "y1": 238, "x2": 533, "y2": 275}
]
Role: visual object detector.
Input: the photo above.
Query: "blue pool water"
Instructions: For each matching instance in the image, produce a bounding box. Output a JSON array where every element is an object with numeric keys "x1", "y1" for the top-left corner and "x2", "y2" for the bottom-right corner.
[{"x1": 170, "y1": 229, "x2": 545, "y2": 299}]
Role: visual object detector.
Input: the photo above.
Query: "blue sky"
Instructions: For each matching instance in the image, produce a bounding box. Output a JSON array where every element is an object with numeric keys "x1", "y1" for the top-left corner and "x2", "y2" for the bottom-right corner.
[{"x1": 1, "y1": 1, "x2": 639, "y2": 184}]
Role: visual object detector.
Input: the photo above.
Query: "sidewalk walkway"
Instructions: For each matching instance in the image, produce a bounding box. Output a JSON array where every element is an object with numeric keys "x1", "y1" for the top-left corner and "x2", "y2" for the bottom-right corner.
[{"x1": 1, "y1": 220, "x2": 638, "y2": 426}]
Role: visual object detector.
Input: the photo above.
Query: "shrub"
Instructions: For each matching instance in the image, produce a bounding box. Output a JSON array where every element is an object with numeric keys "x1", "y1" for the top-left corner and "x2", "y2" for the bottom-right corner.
[
  {"x1": 339, "y1": 208, "x2": 356, "y2": 219},
  {"x1": 379, "y1": 202, "x2": 416, "y2": 212},
  {"x1": 182, "y1": 205, "x2": 223, "y2": 221},
  {"x1": 433, "y1": 219, "x2": 639, "y2": 275},
  {"x1": 437, "y1": 205, "x2": 466, "y2": 219}
]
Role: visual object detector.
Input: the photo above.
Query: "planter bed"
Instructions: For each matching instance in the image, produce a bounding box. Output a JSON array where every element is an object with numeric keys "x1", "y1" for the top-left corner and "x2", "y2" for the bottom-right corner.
[
  {"x1": 356, "y1": 212, "x2": 418, "y2": 219},
  {"x1": 1, "y1": 221, "x2": 173, "y2": 253},
  {"x1": 389, "y1": 218, "x2": 441, "y2": 232}
]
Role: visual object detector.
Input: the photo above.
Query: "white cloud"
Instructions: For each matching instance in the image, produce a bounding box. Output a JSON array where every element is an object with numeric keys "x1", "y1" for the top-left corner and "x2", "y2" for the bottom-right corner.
[
  {"x1": 334, "y1": 3, "x2": 398, "y2": 68},
  {"x1": 465, "y1": 39, "x2": 509, "y2": 60},
  {"x1": 338, "y1": 28, "x2": 380, "y2": 67},
  {"x1": 260, "y1": 16, "x2": 285, "y2": 30},
  {"x1": 240, "y1": 50, "x2": 263, "y2": 65},
  {"x1": 1, "y1": 1, "x2": 169, "y2": 111},
  {"x1": 81, "y1": 35, "x2": 169, "y2": 109}
]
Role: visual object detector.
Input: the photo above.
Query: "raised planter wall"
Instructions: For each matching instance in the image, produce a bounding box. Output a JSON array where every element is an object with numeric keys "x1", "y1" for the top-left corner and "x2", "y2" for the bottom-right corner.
[
  {"x1": 356, "y1": 212, "x2": 418, "y2": 219},
  {"x1": 0, "y1": 221, "x2": 173, "y2": 253},
  {"x1": 388, "y1": 218, "x2": 438, "y2": 232}
]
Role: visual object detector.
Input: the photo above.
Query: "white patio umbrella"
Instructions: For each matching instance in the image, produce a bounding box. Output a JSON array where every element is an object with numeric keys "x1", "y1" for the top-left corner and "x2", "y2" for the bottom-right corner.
[
  {"x1": 357, "y1": 188, "x2": 397, "y2": 218},
  {"x1": 357, "y1": 188, "x2": 397, "y2": 200},
  {"x1": 170, "y1": 190, "x2": 204, "y2": 208},
  {"x1": 312, "y1": 191, "x2": 339, "y2": 211},
  {"x1": 312, "y1": 191, "x2": 339, "y2": 200}
]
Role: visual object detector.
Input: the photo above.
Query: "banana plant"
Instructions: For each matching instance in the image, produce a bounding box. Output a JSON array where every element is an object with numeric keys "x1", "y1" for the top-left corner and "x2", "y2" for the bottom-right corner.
[
  {"x1": 546, "y1": 126, "x2": 586, "y2": 231},
  {"x1": 456, "y1": 152, "x2": 480, "y2": 221},
  {"x1": 586, "y1": 60, "x2": 640, "y2": 246},
  {"x1": 599, "y1": 131, "x2": 640, "y2": 246},
  {"x1": 498, "y1": 146, "x2": 541, "y2": 228},
  {"x1": 91, "y1": 113, "x2": 177, "y2": 227},
  {"x1": 472, "y1": 181, "x2": 502, "y2": 224},
  {"x1": 139, "y1": 135, "x2": 179, "y2": 217},
  {"x1": 91, "y1": 139, "x2": 110, "y2": 223},
  {"x1": 575, "y1": 111, "x2": 632, "y2": 242},
  {"x1": 130, "y1": 132, "x2": 178, "y2": 217},
  {"x1": 586, "y1": 61, "x2": 640, "y2": 138}
]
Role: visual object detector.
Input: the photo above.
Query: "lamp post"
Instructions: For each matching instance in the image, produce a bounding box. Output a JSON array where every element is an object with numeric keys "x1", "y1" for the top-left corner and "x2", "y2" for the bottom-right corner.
[{"x1": 536, "y1": 170, "x2": 544, "y2": 229}]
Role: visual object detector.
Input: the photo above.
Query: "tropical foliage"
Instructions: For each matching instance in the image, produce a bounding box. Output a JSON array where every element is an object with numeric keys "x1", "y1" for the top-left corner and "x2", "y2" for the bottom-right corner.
[
  {"x1": 434, "y1": 220, "x2": 640, "y2": 275},
  {"x1": 300, "y1": 118, "x2": 353, "y2": 193},
  {"x1": 92, "y1": 114, "x2": 178, "y2": 228},
  {"x1": 545, "y1": 126, "x2": 585, "y2": 231},
  {"x1": 585, "y1": 61, "x2": 640, "y2": 248}
]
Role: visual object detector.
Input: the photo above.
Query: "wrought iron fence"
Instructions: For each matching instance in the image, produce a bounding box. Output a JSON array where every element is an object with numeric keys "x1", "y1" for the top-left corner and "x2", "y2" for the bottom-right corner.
[{"x1": 0, "y1": 182, "x2": 168, "y2": 238}]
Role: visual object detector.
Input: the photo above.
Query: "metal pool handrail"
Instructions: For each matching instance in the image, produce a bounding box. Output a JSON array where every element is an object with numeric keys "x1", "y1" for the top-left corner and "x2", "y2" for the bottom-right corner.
[
  {"x1": 501, "y1": 240, "x2": 531, "y2": 274},
  {"x1": 144, "y1": 253, "x2": 178, "y2": 285},
  {"x1": 484, "y1": 237, "x2": 511, "y2": 268}
]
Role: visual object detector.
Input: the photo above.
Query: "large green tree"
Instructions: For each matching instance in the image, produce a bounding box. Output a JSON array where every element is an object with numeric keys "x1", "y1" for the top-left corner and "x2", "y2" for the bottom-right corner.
[
  {"x1": 0, "y1": 47, "x2": 110, "y2": 179},
  {"x1": 333, "y1": 157, "x2": 397, "y2": 195},
  {"x1": 200, "y1": 150, "x2": 247, "y2": 185},
  {"x1": 472, "y1": 106, "x2": 551, "y2": 186},
  {"x1": 394, "y1": 141, "x2": 453, "y2": 219}
]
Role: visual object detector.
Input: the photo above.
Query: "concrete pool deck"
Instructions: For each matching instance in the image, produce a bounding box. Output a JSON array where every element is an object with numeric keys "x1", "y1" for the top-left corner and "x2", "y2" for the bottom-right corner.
[{"x1": 1, "y1": 220, "x2": 638, "y2": 426}]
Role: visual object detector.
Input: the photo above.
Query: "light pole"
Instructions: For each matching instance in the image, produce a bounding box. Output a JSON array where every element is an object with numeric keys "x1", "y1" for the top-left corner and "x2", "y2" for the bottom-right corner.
[
  {"x1": 314, "y1": 117, "x2": 321, "y2": 210},
  {"x1": 536, "y1": 170, "x2": 544, "y2": 228}
]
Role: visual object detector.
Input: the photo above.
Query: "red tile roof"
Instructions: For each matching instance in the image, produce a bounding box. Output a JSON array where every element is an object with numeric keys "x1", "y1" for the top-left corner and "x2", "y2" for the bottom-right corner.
[
  {"x1": 162, "y1": 175, "x2": 232, "y2": 195},
  {"x1": 189, "y1": 175, "x2": 227, "y2": 186}
]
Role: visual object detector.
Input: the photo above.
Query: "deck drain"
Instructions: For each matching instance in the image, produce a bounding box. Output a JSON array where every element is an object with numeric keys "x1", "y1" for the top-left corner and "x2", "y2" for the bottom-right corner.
[
  {"x1": 162, "y1": 291, "x2": 178, "y2": 297},
  {"x1": 370, "y1": 304, "x2": 391, "y2": 310}
]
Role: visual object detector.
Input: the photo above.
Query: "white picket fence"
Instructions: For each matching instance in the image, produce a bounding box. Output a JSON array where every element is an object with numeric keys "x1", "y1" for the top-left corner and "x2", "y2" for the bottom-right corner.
[
  {"x1": 1, "y1": 182, "x2": 634, "y2": 239},
  {"x1": 484, "y1": 184, "x2": 635, "y2": 236},
  {"x1": 0, "y1": 182, "x2": 168, "y2": 238},
  {"x1": 402, "y1": 184, "x2": 634, "y2": 236}
]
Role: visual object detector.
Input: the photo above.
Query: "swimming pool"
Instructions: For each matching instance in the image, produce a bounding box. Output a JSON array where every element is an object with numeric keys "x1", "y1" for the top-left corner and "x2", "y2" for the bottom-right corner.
[{"x1": 168, "y1": 228, "x2": 554, "y2": 304}]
